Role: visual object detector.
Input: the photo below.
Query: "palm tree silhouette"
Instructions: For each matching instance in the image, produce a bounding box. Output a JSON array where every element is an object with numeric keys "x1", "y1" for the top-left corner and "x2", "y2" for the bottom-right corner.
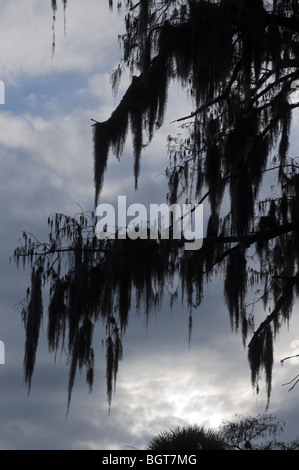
[{"x1": 146, "y1": 425, "x2": 226, "y2": 450}]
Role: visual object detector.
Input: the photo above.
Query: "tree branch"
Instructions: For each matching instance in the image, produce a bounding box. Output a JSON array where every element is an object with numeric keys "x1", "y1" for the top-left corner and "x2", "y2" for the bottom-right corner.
[
  {"x1": 248, "y1": 272, "x2": 299, "y2": 349},
  {"x1": 192, "y1": 221, "x2": 298, "y2": 282},
  {"x1": 281, "y1": 354, "x2": 299, "y2": 365},
  {"x1": 170, "y1": 60, "x2": 242, "y2": 124},
  {"x1": 282, "y1": 374, "x2": 299, "y2": 391}
]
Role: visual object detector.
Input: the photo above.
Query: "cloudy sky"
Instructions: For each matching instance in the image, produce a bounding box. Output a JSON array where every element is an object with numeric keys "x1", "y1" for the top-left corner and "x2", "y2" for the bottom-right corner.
[{"x1": 0, "y1": 0, "x2": 299, "y2": 450}]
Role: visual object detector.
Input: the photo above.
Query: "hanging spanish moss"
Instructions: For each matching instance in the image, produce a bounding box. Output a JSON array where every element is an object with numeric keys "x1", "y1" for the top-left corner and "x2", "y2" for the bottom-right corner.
[
  {"x1": 51, "y1": 0, "x2": 68, "y2": 57},
  {"x1": 90, "y1": 0, "x2": 299, "y2": 405},
  {"x1": 248, "y1": 325, "x2": 273, "y2": 407},
  {"x1": 15, "y1": 0, "x2": 299, "y2": 410},
  {"x1": 224, "y1": 248, "x2": 247, "y2": 334},
  {"x1": 14, "y1": 211, "x2": 179, "y2": 410},
  {"x1": 23, "y1": 266, "x2": 43, "y2": 393},
  {"x1": 106, "y1": 325, "x2": 123, "y2": 409},
  {"x1": 93, "y1": 44, "x2": 170, "y2": 202}
]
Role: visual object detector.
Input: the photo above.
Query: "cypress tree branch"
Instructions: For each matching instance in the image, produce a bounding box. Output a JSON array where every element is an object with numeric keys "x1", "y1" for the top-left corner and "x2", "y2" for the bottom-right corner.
[
  {"x1": 216, "y1": 221, "x2": 299, "y2": 245},
  {"x1": 170, "y1": 60, "x2": 243, "y2": 124},
  {"x1": 193, "y1": 222, "x2": 298, "y2": 281}
]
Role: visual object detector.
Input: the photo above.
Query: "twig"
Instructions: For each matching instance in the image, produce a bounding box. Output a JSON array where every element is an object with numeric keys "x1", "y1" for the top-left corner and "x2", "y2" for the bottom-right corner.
[
  {"x1": 282, "y1": 374, "x2": 299, "y2": 391},
  {"x1": 170, "y1": 60, "x2": 242, "y2": 124},
  {"x1": 248, "y1": 272, "x2": 299, "y2": 349},
  {"x1": 281, "y1": 354, "x2": 299, "y2": 364}
]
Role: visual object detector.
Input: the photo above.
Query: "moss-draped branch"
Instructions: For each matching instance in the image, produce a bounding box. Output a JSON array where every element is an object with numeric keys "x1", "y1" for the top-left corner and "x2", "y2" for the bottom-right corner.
[{"x1": 14, "y1": 0, "x2": 299, "y2": 410}]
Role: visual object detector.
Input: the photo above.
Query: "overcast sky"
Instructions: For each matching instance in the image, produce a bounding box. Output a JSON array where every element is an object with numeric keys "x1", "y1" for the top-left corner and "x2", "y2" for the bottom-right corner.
[{"x1": 0, "y1": 0, "x2": 299, "y2": 450}]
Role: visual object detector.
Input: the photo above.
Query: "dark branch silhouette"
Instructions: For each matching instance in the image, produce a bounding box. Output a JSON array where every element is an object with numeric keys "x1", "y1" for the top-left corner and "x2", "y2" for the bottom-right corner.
[{"x1": 13, "y1": 0, "x2": 299, "y2": 411}]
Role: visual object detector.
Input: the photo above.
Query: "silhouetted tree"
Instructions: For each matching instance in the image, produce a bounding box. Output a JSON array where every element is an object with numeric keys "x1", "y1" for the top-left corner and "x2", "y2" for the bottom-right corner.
[
  {"x1": 13, "y1": 0, "x2": 299, "y2": 410},
  {"x1": 146, "y1": 424, "x2": 227, "y2": 450},
  {"x1": 146, "y1": 414, "x2": 299, "y2": 450},
  {"x1": 219, "y1": 412, "x2": 299, "y2": 450}
]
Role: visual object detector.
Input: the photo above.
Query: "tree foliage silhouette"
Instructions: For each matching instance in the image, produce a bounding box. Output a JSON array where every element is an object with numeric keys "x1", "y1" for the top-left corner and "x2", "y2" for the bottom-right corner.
[
  {"x1": 146, "y1": 413, "x2": 299, "y2": 450},
  {"x1": 146, "y1": 424, "x2": 227, "y2": 450},
  {"x1": 13, "y1": 0, "x2": 299, "y2": 411},
  {"x1": 219, "y1": 412, "x2": 299, "y2": 450}
]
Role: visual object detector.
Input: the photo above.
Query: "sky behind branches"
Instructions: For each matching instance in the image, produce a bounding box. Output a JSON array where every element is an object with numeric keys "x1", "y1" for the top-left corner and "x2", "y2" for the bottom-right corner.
[{"x1": 0, "y1": 0, "x2": 299, "y2": 450}]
